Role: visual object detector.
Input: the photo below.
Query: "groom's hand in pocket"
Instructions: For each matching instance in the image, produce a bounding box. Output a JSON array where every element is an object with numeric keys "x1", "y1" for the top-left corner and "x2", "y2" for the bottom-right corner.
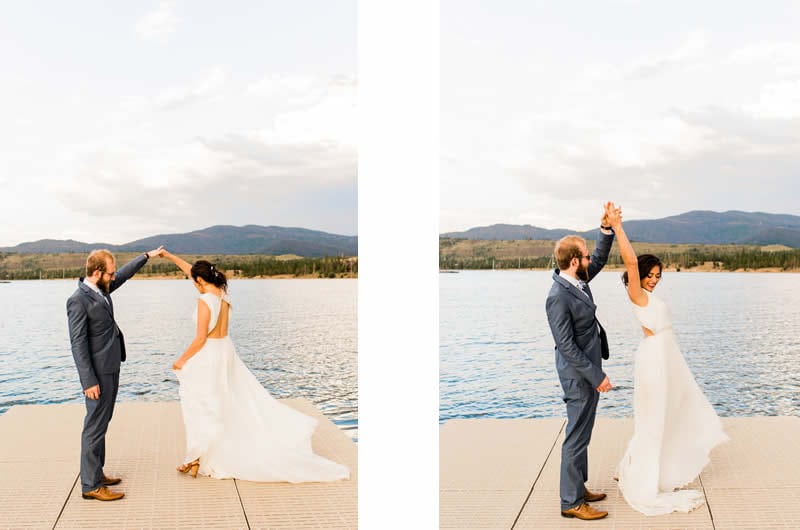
[{"x1": 84, "y1": 384, "x2": 100, "y2": 400}]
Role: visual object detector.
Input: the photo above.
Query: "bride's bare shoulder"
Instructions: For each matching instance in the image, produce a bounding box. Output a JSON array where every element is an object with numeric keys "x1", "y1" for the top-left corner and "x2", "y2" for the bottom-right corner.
[{"x1": 629, "y1": 289, "x2": 649, "y2": 308}]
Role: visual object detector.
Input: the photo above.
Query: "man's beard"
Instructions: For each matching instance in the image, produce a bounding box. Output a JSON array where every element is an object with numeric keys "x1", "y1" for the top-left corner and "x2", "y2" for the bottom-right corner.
[
  {"x1": 577, "y1": 263, "x2": 590, "y2": 282},
  {"x1": 97, "y1": 277, "x2": 111, "y2": 293}
]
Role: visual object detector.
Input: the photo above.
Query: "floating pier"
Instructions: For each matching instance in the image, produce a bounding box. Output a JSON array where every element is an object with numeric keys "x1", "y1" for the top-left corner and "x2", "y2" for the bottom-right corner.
[{"x1": 0, "y1": 399, "x2": 356, "y2": 529}]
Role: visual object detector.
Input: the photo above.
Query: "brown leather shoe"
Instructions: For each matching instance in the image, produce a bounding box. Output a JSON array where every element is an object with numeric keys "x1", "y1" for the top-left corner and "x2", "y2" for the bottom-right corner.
[
  {"x1": 82, "y1": 486, "x2": 124, "y2": 501},
  {"x1": 584, "y1": 488, "x2": 607, "y2": 502},
  {"x1": 561, "y1": 503, "x2": 608, "y2": 520},
  {"x1": 102, "y1": 474, "x2": 121, "y2": 486}
]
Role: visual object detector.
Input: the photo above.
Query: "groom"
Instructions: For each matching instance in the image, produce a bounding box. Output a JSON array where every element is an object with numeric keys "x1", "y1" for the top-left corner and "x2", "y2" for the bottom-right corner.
[
  {"x1": 66, "y1": 246, "x2": 163, "y2": 501},
  {"x1": 545, "y1": 203, "x2": 618, "y2": 521}
]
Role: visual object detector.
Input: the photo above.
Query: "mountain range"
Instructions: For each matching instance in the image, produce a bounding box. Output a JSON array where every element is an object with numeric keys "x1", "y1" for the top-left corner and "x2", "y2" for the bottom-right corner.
[
  {"x1": 1, "y1": 225, "x2": 358, "y2": 257},
  {"x1": 441, "y1": 211, "x2": 800, "y2": 247}
]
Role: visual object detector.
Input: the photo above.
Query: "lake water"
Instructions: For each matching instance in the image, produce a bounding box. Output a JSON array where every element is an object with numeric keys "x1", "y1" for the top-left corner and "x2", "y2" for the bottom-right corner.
[
  {"x1": 0, "y1": 279, "x2": 357, "y2": 438},
  {"x1": 440, "y1": 270, "x2": 800, "y2": 423}
]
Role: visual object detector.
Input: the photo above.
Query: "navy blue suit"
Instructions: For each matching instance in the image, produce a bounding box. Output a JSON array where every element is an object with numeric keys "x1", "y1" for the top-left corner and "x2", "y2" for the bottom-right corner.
[
  {"x1": 66, "y1": 253, "x2": 148, "y2": 493},
  {"x1": 545, "y1": 231, "x2": 613, "y2": 511}
]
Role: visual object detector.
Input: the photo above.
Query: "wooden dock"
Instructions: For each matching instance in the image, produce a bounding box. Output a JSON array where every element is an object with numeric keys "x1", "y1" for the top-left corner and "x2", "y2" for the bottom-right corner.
[
  {"x1": 0, "y1": 399, "x2": 356, "y2": 530},
  {"x1": 441, "y1": 416, "x2": 800, "y2": 529}
]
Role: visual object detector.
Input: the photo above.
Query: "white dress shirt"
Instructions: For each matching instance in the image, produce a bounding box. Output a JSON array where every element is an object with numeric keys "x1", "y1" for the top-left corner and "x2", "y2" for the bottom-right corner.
[
  {"x1": 560, "y1": 271, "x2": 590, "y2": 298},
  {"x1": 83, "y1": 278, "x2": 109, "y2": 304}
]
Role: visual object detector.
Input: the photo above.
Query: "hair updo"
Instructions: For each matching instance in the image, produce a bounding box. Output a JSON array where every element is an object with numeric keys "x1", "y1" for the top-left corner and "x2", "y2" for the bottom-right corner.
[
  {"x1": 622, "y1": 254, "x2": 663, "y2": 287},
  {"x1": 191, "y1": 260, "x2": 228, "y2": 292}
]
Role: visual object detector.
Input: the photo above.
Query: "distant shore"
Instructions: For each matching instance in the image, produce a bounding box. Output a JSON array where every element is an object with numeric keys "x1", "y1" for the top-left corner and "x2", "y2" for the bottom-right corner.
[
  {"x1": 439, "y1": 239, "x2": 800, "y2": 272},
  {"x1": 0, "y1": 252, "x2": 357, "y2": 281},
  {"x1": 135, "y1": 273, "x2": 358, "y2": 280},
  {"x1": 599, "y1": 263, "x2": 798, "y2": 273},
  {"x1": 1, "y1": 273, "x2": 357, "y2": 281},
  {"x1": 440, "y1": 266, "x2": 799, "y2": 273},
  {"x1": 605, "y1": 264, "x2": 798, "y2": 273}
]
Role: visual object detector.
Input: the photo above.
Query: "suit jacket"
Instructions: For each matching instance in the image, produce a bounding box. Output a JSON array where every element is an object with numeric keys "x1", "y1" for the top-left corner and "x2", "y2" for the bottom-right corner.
[
  {"x1": 66, "y1": 254, "x2": 148, "y2": 390},
  {"x1": 545, "y1": 231, "x2": 614, "y2": 389}
]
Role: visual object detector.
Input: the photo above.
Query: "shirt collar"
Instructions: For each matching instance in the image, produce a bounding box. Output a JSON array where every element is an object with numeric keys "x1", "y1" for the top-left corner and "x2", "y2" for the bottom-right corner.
[
  {"x1": 560, "y1": 271, "x2": 582, "y2": 289},
  {"x1": 83, "y1": 277, "x2": 105, "y2": 297}
]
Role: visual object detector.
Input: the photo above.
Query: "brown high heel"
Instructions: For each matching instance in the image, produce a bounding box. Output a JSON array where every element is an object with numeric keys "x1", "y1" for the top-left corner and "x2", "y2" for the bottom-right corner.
[{"x1": 177, "y1": 459, "x2": 200, "y2": 478}]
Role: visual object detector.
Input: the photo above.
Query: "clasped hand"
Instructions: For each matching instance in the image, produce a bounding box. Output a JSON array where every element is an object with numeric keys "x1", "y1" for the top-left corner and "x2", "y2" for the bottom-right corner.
[
  {"x1": 146, "y1": 246, "x2": 166, "y2": 259},
  {"x1": 601, "y1": 202, "x2": 623, "y2": 229}
]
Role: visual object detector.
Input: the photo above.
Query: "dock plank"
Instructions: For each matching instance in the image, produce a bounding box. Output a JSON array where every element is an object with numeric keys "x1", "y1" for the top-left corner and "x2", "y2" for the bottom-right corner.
[
  {"x1": 514, "y1": 418, "x2": 712, "y2": 530},
  {"x1": 703, "y1": 417, "x2": 800, "y2": 530},
  {"x1": 0, "y1": 400, "x2": 355, "y2": 530},
  {"x1": 441, "y1": 416, "x2": 800, "y2": 529},
  {"x1": 235, "y1": 398, "x2": 357, "y2": 530},
  {"x1": 439, "y1": 418, "x2": 564, "y2": 529},
  {"x1": 0, "y1": 404, "x2": 84, "y2": 529}
]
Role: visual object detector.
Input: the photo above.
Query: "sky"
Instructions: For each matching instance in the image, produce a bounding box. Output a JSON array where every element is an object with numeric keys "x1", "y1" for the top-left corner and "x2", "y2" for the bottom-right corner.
[
  {"x1": 440, "y1": 0, "x2": 800, "y2": 233},
  {"x1": 0, "y1": 1, "x2": 356, "y2": 247}
]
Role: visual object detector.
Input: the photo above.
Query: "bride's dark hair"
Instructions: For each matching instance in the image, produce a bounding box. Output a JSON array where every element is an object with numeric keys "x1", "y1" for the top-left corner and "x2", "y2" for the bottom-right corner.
[
  {"x1": 191, "y1": 260, "x2": 228, "y2": 292},
  {"x1": 622, "y1": 254, "x2": 663, "y2": 287}
]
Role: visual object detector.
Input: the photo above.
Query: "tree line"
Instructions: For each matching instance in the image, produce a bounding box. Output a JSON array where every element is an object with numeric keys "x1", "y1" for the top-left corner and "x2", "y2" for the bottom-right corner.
[
  {"x1": 440, "y1": 248, "x2": 800, "y2": 271},
  {"x1": 0, "y1": 253, "x2": 357, "y2": 280}
]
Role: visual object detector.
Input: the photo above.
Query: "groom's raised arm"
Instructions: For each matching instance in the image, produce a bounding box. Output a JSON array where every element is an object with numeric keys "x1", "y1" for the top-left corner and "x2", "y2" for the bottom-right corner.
[
  {"x1": 587, "y1": 229, "x2": 614, "y2": 281},
  {"x1": 546, "y1": 295, "x2": 607, "y2": 389},
  {"x1": 109, "y1": 246, "x2": 163, "y2": 293}
]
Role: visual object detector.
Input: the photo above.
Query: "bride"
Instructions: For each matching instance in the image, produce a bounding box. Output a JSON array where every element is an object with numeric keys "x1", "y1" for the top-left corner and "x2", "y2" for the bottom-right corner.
[
  {"x1": 162, "y1": 249, "x2": 350, "y2": 482},
  {"x1": 608, "y1": 204, "x2": 727, "y2": 515}
]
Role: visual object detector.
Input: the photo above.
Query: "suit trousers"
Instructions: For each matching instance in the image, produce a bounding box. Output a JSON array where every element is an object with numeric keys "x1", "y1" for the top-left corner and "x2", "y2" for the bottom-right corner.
[
  {"x1": 559, "y1": 377, "x2": 599, "y2": 510},
  {"x1": 80, "y1": 371, "x2": 120, "y2": 493}
]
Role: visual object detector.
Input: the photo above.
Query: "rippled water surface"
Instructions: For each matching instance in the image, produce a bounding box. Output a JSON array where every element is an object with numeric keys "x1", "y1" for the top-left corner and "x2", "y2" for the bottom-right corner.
[
  {"x1": 0, "y1": 279, "x2": 357, "y2": 437},
  {"x1": 441, "y1": 270, "x2": 800, "y2": 422}
]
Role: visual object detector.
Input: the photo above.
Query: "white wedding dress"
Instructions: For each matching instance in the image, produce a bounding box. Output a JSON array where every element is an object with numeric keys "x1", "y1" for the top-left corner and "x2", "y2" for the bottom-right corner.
[
  {"x1": 617, "y1": 290, "x2": 728, "y2": 515},
  {"x1": 175, "y1": 292, "x2": 350, "y2": 482}
]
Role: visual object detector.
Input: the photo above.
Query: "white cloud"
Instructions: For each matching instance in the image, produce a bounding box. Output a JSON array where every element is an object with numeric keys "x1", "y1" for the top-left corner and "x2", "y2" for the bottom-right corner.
[
  {"x1": 728, "y1": 41, "x2": 800, "y2": 76},
  {"x1": 502, "y1": 110, "x2": 716, "y2": 199},
  {"x1": 625, "y1": 29, "x2": 708, "y2": 80},
  {"x1": 498, "y1": 105, "x2": 800, "y2": 229},
  {"x1": 677, "y1": 107, "x2": 800, "y2": 145},
  {"x1": 155, "y1": 67, "x2": 227, "y2": 110},
  {"x1": 47, "y1": 76, "x2": 357, "y2": 234},
  {"x1": 136, "y1": 1, "x2": 178, "y2": 43},
  {"x1": 247, "y1": 74, "x2": 324, "y2": 106},
  {"x1": 267, "y1": 81, "x2": 357, "y2": 147},
  {"x1": 48, "y1": 136, "x2": 356, "y2": 232},
  {"x1": 247, "y1": 75, "x2": 357, "y2": 144},
  {"x1": 441, "y1": 3, "x2": 800, "y2": 234},
  {"x1": 0, "y1": 3, "x2": 357, "y2": 247},
  {"x1": 746, "y1": 80, "x2": 800, "y2": 119}
]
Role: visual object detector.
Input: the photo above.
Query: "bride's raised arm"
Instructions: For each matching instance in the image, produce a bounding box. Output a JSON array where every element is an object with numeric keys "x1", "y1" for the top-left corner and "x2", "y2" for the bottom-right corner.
[
  {"x1": 607, "y1": 204, "x2": 647, "y2": 306},
  {"x1": 162, "y1": 249, "x2": 193, "y2": 279}
]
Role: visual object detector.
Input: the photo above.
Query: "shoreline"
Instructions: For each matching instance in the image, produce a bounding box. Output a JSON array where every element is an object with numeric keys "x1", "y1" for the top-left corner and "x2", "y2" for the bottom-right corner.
[
  {"x1": 136, "y1": 273, "x2": 358, "y2": 280},
  {"x1": 0, "y1": 273, "x2": 358, "y2": 281},
  {"x1": 440, "y1": 266, "x2": 800, "y2": 274}
]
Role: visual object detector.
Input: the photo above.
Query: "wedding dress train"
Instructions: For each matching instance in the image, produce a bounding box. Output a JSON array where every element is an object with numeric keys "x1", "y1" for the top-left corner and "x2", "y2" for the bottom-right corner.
[{"x1": 176, "y1": 292, "x2": 349, "y2": 482}]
